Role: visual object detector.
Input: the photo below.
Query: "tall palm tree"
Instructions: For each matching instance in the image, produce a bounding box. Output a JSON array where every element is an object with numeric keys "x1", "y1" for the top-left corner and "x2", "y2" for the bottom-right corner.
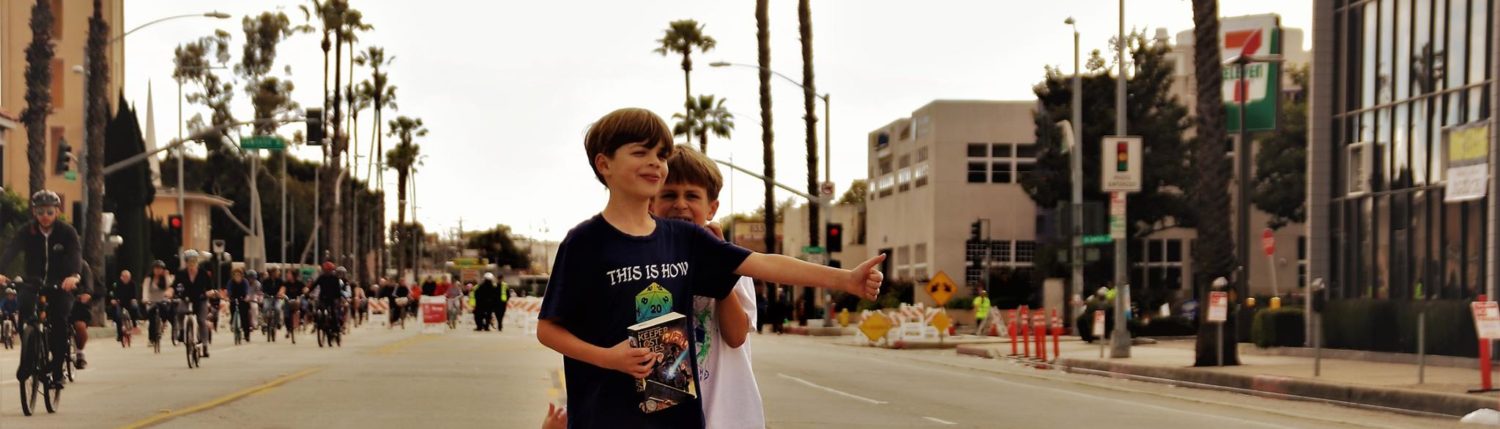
[
  {"x1": 82, "y1": 0, "x2": 110, "y2": 309},
  {"x1": 355, "y1": 46, "x2": 397, "y2": 191},
  {"x1": 798, "y1": 0, "x2": 819, "y2": 249},
  {"x1": 671, "y1": 95, "x2": 735, "y2": 154},
  {"x1": 21, "y1": 0, "x2": 56, "y2": 195},
  {"x1": 386, "y1": 116, "x2": 426, "y2": 279},
  {"x1": 1189, "y1": 0, "x2": 1238, "y2": 367},
  {"x1": 654, "y1": 20, "x2": 717, "y2": 115},
  {"x1": 346, "y1": 80, "x2": 371, "y2": 277},
  {"x1": 756, "y1": 0, "x2": 776, "y2": 256}
]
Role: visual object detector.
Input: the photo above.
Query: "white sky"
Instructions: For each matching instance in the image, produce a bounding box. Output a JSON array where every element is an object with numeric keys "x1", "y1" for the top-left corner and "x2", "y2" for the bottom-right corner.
[{"x1": 121, "y1": 0, "x2": 1313, "y2": 241}]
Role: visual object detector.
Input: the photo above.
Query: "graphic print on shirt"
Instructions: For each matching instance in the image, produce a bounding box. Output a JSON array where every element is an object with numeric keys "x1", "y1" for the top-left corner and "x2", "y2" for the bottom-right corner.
[
  {"x1": 635, "y1": 283, "x2": 674, "y2": 323},
  {"x1": 693, "y1": 297, "x2": 716, "y2": 383}
]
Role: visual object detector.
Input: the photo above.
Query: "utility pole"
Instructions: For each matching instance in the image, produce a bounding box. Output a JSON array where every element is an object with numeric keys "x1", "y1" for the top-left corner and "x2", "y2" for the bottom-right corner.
[{"x1": 1109, "y1": 0, "x2": 1132, "y2": 359}]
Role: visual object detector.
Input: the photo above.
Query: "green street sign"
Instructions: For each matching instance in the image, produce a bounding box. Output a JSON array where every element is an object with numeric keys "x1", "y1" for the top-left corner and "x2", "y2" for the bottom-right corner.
[
  {"x1": 63, "y1": 171, "x2": 77, "y2": 181},
  {"x1": 241, "y1": 136, "x2": 286, "y2": 150},
  {"x1": 802, "y1": 246, "x2": 825, "y2": 255},
  {"x1": 1082, "y1": 235, "x2": 1114, "y2": 245}
]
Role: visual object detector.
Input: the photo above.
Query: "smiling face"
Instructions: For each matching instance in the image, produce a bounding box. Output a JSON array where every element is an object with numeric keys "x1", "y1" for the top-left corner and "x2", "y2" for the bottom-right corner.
[
  {"x1": 652, "y1": 183, "x2": 719, "y2": 226},
  {"x1": 595, "y1": 141, "x2": 670, "y2": 200}
]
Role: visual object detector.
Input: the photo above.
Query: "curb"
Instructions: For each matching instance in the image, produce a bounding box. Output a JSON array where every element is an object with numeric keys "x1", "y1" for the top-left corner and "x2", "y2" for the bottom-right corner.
[{"x1": 1057, "y1": 357, "x2": 1492, "y2": 417}]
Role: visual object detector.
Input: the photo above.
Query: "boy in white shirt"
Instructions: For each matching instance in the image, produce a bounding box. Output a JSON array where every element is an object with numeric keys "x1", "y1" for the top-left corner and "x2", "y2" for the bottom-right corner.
[{"x1": 651, "y1": 144, "x2": 764, "y2": 429}]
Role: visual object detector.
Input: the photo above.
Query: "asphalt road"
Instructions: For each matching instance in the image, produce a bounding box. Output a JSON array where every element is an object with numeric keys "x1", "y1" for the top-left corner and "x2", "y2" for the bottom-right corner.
[{"x1": 0, "y1": 317, "x2": 1460, "y2": 428}]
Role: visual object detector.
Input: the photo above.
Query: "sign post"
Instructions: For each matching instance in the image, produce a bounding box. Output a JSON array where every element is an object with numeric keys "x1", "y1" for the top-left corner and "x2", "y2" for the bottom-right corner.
[
  {"x1": 1208, "y1": 291, "x2": 1230, "y2": 367},
  {"x1": 1471, "y1": 297, "x2": 1500, "y2": 392},
  {"x1": 1093, "y1": 310, "x2": 1106, "y2": 358}
]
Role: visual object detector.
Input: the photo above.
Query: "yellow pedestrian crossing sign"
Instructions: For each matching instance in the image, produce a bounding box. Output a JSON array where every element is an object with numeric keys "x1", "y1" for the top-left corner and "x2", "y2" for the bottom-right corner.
[{"x1": 926, "y1": 271, "x2": 957, "y2": 306}]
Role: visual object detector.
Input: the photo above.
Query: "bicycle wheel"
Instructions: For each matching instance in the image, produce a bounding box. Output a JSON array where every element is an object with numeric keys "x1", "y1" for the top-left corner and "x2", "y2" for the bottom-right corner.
[
  {"x1": 18, "y1": 325, "x2": 44, "y2": 416},
  {"x1": 183, "y1": 320, "x2": 198, "y2": 369},
  {"x1": 44, "y1": 374, "x2": 61, "y2": 413},
  {"x1": 232, "y1": 308, "x2": 242, "y2": 345}
]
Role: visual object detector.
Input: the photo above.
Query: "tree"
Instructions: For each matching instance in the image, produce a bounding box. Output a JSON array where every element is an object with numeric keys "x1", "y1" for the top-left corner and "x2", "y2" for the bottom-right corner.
[
  {"x1": 104, "y1": 93, "x2": 156, "y2": 287},
  {"x1": 356, "y1": 46, "x2": 396, "y2": 277},
  {"x1": 21, "y1": 0, "x2": 55, "y2": 195},
  {"x1": 466, "y1": 226, "x2": 532, "y2": 271},
  {"x1": 671, "y1": 95, "x2": 734, "y2": 154},
  {"x1": 798, "y1": 0, "x2": 820, "y2": 250},
  {"x1": 654, "y1": 20, "x2": 717, "y2": 118},
  {"x1": 302, "y1": 0, "x2": 369, "y2": 270},
  {"x1": 756, "y1": 0, "x2": 776, "y2": 257},
  {"x1": 1252, "y1": 65, "x2": 1308, "y2": 230},
  {"x1": 1022, "y1": 31, "x2": 1193, "y2": 288},
  {"x1": 1189, "y1": 0, "x2": 1239, "y2": 367},
  {"x1": 386, "y1": 116, "x2": 426, "y2": 279},
  {"x1": 83, "y1": 0, "x2": 111, "y2": 300},
  {"x1": 836, "y1": 180, "x2": 867, "y2": 206}
]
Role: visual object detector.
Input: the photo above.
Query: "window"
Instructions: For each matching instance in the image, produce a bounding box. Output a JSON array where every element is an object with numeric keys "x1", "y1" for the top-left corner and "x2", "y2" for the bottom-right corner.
[
  {"x1": 1016, "y1": 161, "x2": 1035, "y2": 182},
  {"x1": 897, "y1": 167, "x2": 912, "y2": 192},
  {"x1": 991, "y1": 161, "x2": 1011, "y2": 183},
  {"x1": 1134, "y1": 239, "x2": 1187, "y2": 290},
  {"x1": 51, "y1": 0, "x2": 63, "y2": 39},
  {"x1": 914, "y1": 163, "x2": 930, "y2": 188},
  {"x1": 991, "y1": 143, "x2": 1012, "y2": 158},
  {"x1": 916, "y1": 147, "x2": 929, "y2": 162},
  {"x1": 967, "y1": 143, "x2": 987, "y2": 157},
  {"x1": 967, "y1": 162, "x2": 986, "y2": 183},
  {"x1": 1014, "y1": 241, "x2": 1036, "y2": 263},
  {"x1": 1016, "y1": 143, "x2": 1037, "y2": 158},
  {"x1": 51, "y1": 59, "x2": 64, "y2": 109}
]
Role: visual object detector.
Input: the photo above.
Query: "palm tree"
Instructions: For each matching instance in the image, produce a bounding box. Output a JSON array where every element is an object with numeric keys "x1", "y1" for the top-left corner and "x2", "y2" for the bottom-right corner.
[
  {"x1": 654, "y1": 20, "x2": 717, "y2": 115},
  {"x1": 671, "y1": 95, "x2": 735, "y2": 154},
  {"x1": 386, "y1": 116, "x2": 426, "y2": 278},
  {"x1": 756, "y1": 0, "x2": 776, "y2": 256},
  {"x1": 798, "y1": 0, "x2": 819, "y2": 249},
  {"x1": 355, "y1": 46, "x2": 397, "y2": 192},
  {"x1": 82, "y1": 0, "x2": 110, "y2": 310},
  {"x1": 1189, "y1": 0, "x2": 1238, "y2": 367},
  {"x1": 303, "y1": 0, "x2": 369, "y2": 264},
  {"x1": 21, "y1": 0, "x2": 56, "y2": 195}
]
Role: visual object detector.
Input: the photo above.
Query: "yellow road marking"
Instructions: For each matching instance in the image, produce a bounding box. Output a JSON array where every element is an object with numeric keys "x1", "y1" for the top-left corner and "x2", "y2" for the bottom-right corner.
[
  {"x1": 373, "y1": 332, "x2": 437, "y2": 355},
  {"x1": 118, "y1": 367, "x2": 322, "y2": 429}
]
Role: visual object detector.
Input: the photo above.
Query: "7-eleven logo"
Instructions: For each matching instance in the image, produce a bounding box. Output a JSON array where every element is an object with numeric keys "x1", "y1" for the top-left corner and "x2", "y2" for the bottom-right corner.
[{"x1": 1223, "y1": 28, "x2": 1268, "y2": 103}]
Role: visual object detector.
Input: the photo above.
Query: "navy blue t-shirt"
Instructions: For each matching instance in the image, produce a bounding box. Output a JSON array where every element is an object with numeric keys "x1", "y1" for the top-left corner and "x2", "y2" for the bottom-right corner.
[{"x1": 539, "y1": 215, "x2": 751, "y2": 429}]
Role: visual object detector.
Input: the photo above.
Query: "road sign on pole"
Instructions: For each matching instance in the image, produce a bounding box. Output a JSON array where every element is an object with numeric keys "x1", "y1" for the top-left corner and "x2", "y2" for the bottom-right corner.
[
  {"x1": 1208, "y1": 292, "x2": 1229, "y2": 323},
  {"x1": 926, "y1": 271, "x2": 957, "y2": 306},
  {"x1": 820, "y1": 181, "x2": 836, "y2": 198},
  {"x1": 241, "y1": 136, "x2": 287, "y2": 150},
  {"x1": 1262, "y1": 228, "x2": 1276, "y2": 256},
  {"x1": 1101, "y1": 136, "x2": 1143, "y2": 192}
]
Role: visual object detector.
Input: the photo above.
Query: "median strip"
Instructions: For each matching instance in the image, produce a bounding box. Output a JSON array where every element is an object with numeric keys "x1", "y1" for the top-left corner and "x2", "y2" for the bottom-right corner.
[{"x1": 118, "y1": 366, "x2": 323, "y2": 429}]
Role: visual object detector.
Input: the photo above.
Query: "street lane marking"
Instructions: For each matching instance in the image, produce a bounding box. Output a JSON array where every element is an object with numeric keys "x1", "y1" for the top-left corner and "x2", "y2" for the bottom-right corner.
[
  {"x1": 844, "y1": 353, "x2": 1286, "y2": 429},
  {"x1": 373, "y1": 333, "x2": 435, "y2": 355},
  {"x1": 776, "y1": 373, "x2": 888, "y2": 405},
  {"x1": 923, "y1": 416, "x2": 957, "y2": 425},
  {"x1": 117, "y1": 366, "x2": 323, "y2": 429}
]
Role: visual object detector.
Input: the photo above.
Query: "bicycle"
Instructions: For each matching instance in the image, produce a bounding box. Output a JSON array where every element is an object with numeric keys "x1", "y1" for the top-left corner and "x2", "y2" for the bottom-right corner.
[
  {"x1": 315, "y1": 303, "x2": 342, "y2": 348},
  {"x1": 1, "y1": 313, "x2": 15, "y2": 350},
  {"x1": 446, "y1": 298, "x2": 460, "y2": 330},
  {"x1": 393, "y1": 297, "x2": 409, "y2": 330},
  {"x1": 146, "y1": 301, "x2": 168, "y2": 354},
  {"x1": 14, "y1": 282, "x2": 64, "y2": 416},
  {"x1": 113, "y1": 299, "x2": 136, "y2": 348},
  {"x1": 261, "y1": 297, "x2": 281, "y2": 343},
  {"x1": 230, "y1": 298, "x2": 244, "y2": 346},
  {"x1": 177, "y1": 298, "x2": 201, "y2": 369}
]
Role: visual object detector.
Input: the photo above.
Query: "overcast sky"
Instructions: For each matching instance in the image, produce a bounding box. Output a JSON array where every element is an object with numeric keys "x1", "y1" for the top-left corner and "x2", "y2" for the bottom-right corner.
[{"x1": 121, "y1": 0, "x2": 1313, "y2": 241}]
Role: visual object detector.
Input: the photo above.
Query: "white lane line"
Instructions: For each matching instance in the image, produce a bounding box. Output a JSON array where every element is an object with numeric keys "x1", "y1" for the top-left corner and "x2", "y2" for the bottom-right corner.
[
  {"x1": 846, "y1": 354, "x2": 1286, "y2": 429},
  {"x1": 776, "y1": 373, "x2": 889, "y2": 405},
  {"x1": 923, "y1": 416, "x2": 957, "y2": 425}
]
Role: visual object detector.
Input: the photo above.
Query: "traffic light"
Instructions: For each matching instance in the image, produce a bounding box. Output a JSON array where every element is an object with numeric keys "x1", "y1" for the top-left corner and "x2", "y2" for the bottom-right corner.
[
  {"x1": 826, "y1": 223, "x2": 843, "y2": 253},
  {"x1": 167, "y1": 214, "x2": 184, "y2": 246},
  {"x1": 55, "y1": 139, "x2": 75, "y2": 174},
  {"x1": 305, "y1": 107, "x2": 325, "y2": 145},
  {"x1": 1116, "y1": 140, "x2": 1129, "y2": 172},
  {"x1": 970, "y1": 220, "x2": 982, "y2": 241}
]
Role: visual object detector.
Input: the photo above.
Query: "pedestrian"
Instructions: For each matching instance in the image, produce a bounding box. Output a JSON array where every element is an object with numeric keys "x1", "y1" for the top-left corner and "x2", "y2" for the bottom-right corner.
[
  {"x1": 972, "y1": 289, "x2": 991, "y2": 335},
  {"x1": 474, "y1": 274, "x2": 499, "y2": 331}
]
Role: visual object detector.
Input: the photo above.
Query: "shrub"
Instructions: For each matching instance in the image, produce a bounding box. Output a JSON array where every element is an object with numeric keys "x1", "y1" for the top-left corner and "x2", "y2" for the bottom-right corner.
[
  {"x1": 1322, "y1": 299, "x2": 1477, "y2": 357},
  {"x1": 1251, "y1": 308, "x2": 1305, "y2": 348}
]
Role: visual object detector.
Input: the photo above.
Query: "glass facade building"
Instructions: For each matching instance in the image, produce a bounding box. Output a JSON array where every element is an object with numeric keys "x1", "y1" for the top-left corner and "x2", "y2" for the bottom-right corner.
[{"x1": 1314, "y1": 0, "x2": 1495, "y2": 300}]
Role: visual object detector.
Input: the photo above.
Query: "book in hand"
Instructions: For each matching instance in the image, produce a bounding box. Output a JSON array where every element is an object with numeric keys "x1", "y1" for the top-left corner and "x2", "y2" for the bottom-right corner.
[{"x1": 627, "y1": 312, "x2": 697, "y2": 413}]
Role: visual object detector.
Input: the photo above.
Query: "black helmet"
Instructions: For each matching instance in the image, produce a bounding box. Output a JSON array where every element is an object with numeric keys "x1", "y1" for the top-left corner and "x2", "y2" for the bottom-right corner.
[{"x1": 30, "y1": 190, "x2": 61, "y2": 208}]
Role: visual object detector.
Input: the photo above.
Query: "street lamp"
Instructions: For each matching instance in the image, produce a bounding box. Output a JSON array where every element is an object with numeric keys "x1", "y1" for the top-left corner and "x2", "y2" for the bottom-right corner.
[
  {"x1": 1064, "y1": 16, "x2": 1083, "y2": 333},
  {"x1": 709, "y1": 61, "x2": 831, "y2": 183},
  {"x1": 1223, "y1": 53, "x2": 1285, "y2": 302},
  {"x1": 111, "y1": 12, "x2": 231, "y2": 45}
]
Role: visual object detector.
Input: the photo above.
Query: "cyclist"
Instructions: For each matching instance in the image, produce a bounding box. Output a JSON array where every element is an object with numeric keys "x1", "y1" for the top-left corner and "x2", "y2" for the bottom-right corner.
[
  {"x1": 172, "y1": 250, "x2": 215, "y2": 357},
  {"x1": 281, "y1": 269, "x2": 305, "y2": 337},
  {"x1": 311, "y1": 262, "x2": 344, "y2": 337},
  {"x1": 383, "y1": 278, "x2": 409, "y2": 328},
  {"x1": 109, "y1": 270, "x2": 141, "y2": 345},
  {"x1": 261, "y1": 268, "x2": 282, "y2": 336},
  {"x1": 0, "y1": 190, "x2": 85, "y2": 389},
  {"x1": 224, "y1": 268, "x2": 253, "y2": 342},
  {"x1": 1, "y1": 287, "x2": 17, "y2": 336},
  {"x1": 141, "y1": 260, "x2": 174, "y2": 347},
  {"x1": 68, "y1": 274, "x2": 93, "y2": 368}
]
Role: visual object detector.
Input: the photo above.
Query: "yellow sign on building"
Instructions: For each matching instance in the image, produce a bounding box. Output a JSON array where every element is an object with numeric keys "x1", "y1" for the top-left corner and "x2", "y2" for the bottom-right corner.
[{"x1": 926, "y1": 271, "x2": 957, "y2": 306}]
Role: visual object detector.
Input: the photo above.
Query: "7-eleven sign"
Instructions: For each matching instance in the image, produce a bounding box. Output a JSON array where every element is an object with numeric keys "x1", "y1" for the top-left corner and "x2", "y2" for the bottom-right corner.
[{"x1": 1221, "y1": 14, "x2": 1281, "y2": 133}]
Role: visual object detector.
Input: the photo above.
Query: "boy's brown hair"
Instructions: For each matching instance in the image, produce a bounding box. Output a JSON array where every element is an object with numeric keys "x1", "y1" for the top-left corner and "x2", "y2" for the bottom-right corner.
[
  {"x1": 583, "y1": 108, "x2": 675, "y2": 186},
  {"x1": 665, "y1": 144, "x2": 723, "y2": 201}
]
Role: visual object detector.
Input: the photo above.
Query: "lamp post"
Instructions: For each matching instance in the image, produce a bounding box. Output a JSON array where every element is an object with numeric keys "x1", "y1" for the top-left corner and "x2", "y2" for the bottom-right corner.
[
  {"x1": 1110, "y1": 0, "x2": 1130, "y2": 358},
  {"x1": 1065, "y1": 17, "x2": 1083, "y2": 332}
]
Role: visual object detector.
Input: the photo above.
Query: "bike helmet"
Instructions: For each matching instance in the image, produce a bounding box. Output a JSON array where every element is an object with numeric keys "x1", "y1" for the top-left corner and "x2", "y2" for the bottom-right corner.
[
  {"x1": 335, "y1": 266, "x2": 347, "y2": 277},
  {"x1": 30, "y1": 190, "x2": 61, "y2": 208},
  {"x1": 153, "y1": 260, "x2": 167, "y2": 269},
  {"x1": 4, "y1": 287, "x2": 15, "y2": 295},
  {"x1": 246, "y1": 269, "x2": 258, "y2": 280},
  {"x1": 183, "y1": 249, "x2": 201, "y2": 261},
  {"x1": 321, "y1": 261, "x2": 336, "y2": 272}
]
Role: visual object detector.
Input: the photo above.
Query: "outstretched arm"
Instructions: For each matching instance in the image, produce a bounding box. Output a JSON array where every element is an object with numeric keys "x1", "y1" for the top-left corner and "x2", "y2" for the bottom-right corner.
[{"x1": 734, "y1": 253, "x2": 886, "y2": 301}]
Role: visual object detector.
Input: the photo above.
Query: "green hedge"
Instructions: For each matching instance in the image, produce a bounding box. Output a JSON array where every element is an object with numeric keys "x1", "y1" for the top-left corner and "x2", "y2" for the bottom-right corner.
[
  {"x1": 1323, "y1": 299, "x2": 1478, "y2": 357},
  {"x1": 1251, "y1": 308, "x2": 1305, "y2": 348}
]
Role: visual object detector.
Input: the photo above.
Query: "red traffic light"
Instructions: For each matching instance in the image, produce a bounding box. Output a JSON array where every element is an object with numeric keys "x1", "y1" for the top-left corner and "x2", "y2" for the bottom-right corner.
[
  {"x1": 168, "y1": 215, "x2": 183, "y2": 228},
  {"x1": 829, "y1": 226, "x2": 841, "y2": 236}
]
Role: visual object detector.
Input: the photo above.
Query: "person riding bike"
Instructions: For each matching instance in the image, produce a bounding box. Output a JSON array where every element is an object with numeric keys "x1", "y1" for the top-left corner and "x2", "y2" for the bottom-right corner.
[
  {"x1": 224, "y1": 268, "x2": 253, "y2": 342},
  {"x1": 1, "y1": 287, "x2": 18, "y2": 335},
  {"x1": 260, "y1": 268, "x2": 282, "y2": 335},
  {"x1": 280, "y1": 269, "x2": 306, "y2": 336},
  {"x1": 312, "y1": 262, "x2": 344, "y2": 336},
  {"x1": 172, "y1": 250, "x2": 215, "y2": 357},
  {"x1": 141, "y1": 260, "x2": 175, "y2": 347},
  {"x1": 109, "y1": 270, "x2": 142, "y2": 346},
  {"x1": 382, "y1": 278, "x2": 409, "y2": 328},
  {"x1": 0, "y1": 190, "x2": 85, "y2": 389}
]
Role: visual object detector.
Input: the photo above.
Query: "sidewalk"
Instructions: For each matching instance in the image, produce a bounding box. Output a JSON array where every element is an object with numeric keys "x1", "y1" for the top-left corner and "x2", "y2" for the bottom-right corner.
[{"x1": 957, "y1": 337, "x2": 1500, "y2": 417}]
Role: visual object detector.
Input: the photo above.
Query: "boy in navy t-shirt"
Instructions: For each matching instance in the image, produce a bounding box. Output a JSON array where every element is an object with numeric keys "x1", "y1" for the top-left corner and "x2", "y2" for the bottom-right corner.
[{"x1": 537, "y1": 108, "x2": 886, "y2": 429}]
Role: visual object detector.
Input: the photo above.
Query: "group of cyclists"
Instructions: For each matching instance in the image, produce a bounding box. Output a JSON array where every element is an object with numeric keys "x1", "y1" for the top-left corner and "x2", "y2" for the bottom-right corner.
[{"x1": 0, "y1": 190, "x2": 514, "y2": 416}]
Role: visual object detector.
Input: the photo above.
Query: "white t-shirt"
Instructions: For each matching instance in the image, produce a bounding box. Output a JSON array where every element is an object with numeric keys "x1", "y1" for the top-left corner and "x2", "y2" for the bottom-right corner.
[{"x1": 694, "y1": 276, "x2": 764, "y2": 429}]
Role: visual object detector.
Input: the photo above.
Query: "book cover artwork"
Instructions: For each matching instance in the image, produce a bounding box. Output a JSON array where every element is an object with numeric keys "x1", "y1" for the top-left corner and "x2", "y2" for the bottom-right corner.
[{"x1": 628, "y1": 312, "x2": 696, "y2": 413}]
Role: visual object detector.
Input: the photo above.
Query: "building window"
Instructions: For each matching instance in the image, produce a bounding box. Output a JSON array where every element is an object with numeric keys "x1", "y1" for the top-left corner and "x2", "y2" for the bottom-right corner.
[
  {"x1": 51, "y1": 0, "x2": 63, "y2": 39},
  {"x1": 966, "y1": 142, "x2": 1036, "y2": 184},
  {"x1": 897, "y1": 155, "x2": 912, "y2": 192},
  {"x1": 914, "y1": 163, "x2": 929, "y2": 188},
  {"x1": 51, "y1": 59, "x2": 64, "y2": 109},
  {"x1": 1014, "y1": 241, "x2": 1036, "y2": 263},
  {"x1": 1134, "y1": 239, "x2": 1187, "y2": 290},
  {"x1": 967, "y1": 143, "x2": 987, "y2": 157},
  {"x1": 916, "y1": 147, "x2": 929, "y2": 162},
  {"x1": 991, "y1": 161, "x2": 1011, "y2": 183},
  {"x1": 967, "y1": 162, "x2": 986, "y2": 183}
]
